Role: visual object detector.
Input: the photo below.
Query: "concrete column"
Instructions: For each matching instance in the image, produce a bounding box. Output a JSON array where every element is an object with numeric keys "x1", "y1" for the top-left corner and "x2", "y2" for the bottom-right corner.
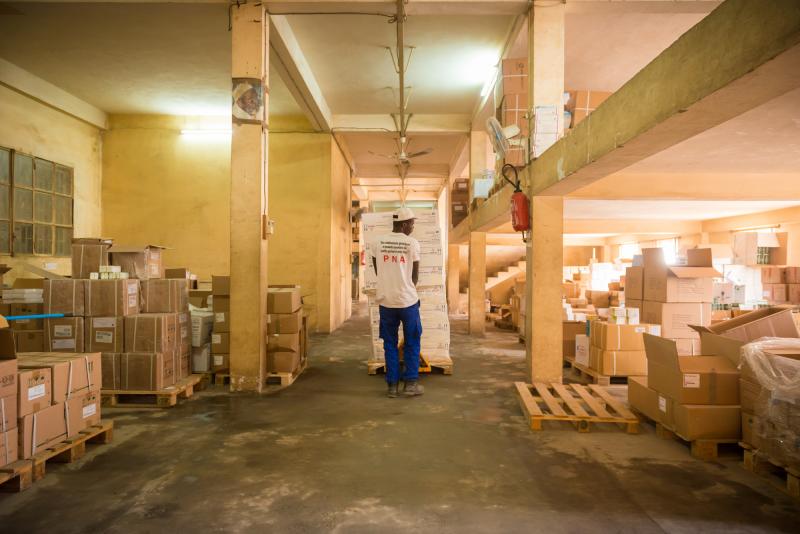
[
  {"x1": 468, "y1": 232, "x2": 486, "y2": 336},
  {"x1": 524, "y1": 196, "x2": 563, "y2": 383},
  {"x1": 528, "y1": 1, "x2": 565, "y2": 150},
  {"x1": 229, "y1": 3, "x2": 268, "y2": 392},
  {"x1": 447, "y1": 244, "x2": 460, "y2": 313}
]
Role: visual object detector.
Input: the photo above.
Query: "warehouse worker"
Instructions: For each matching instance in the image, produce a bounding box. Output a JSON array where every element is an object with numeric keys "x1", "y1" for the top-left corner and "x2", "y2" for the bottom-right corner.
[{"x1": 370, "y1": 207, "x2": 424, "y2": 398}]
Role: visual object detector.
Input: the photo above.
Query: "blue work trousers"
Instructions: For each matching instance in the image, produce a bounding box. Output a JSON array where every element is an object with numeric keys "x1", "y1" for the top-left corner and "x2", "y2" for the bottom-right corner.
[{"x1": 379, "y1": 301, "x2": 422, "y2": 384}]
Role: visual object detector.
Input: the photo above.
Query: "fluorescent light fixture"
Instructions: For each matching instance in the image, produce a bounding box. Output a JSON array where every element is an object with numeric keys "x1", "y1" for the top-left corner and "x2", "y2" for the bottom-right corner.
[{"x1": 180, "y1": 128, "x2": 232, "y2": 138}]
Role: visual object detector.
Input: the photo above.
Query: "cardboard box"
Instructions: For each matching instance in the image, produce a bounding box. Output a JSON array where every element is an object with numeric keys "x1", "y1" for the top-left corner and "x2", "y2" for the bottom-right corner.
[
  {"x1": 117, "y1": 353, "x2": 171, "y2": 391},
  {"x1": 644, "y1": 335, "x2": 739, "y2": 405},
  {"x1": 785, "y1": 267, "x2": 800, "y2": 284},
  {"x1": 690, "y1": 307, "x2": 800, "y2": 364},
  {"x1": 140, "y1": 279, "x2": 189, "y2": 313},
  {"x1": 109, "y1": 244, "x2": 166, "y2": 279},
  {"x1": 211, "y1": 332, "x2": 230, "y2": 354},
  {"x1": 178, "y1": 312, "x2": 190, "y2": 353},
  {"x1": 628, "y1": 377, "x2": 662, "y2": 423},
  {"x1": 0, "y1": 359, "x2": 17, "y2": 400},
  {"x1": 101, "y1": 352, "x2": 120, "y2": 390},
  {"x1": 590, "y1": 321, "x2": 660, "y2": 351},
  {"x1": 788, "y1": 284, "x2": 800, "y2": 304},
  {"x1": 266, "y1": 332, "x2": 300, "y2": 354},
  {"x1": 212, "y1": 352, "x2": 229, "y2": 371},
  {"x1": 213, "y1": 297, "x2": 230, "y2": 333},
  {"x1": 762, "y1": 283, "x2": 787, "y2": 303},
  {"x1": 267, "y1": 286, "x2": 302, "y2": 314},
  {"x1": 72, "y1": 238, "x2": 111, "y2": 280},
  {"x1": 741, "y1": 412, "x2": 762, "y2": 449},
  {"x1": 14, "y1": 330, "x2": 44, "y2": 352},
  {"x1": 642, "y1": 248, "x2": 720, "y2": 303},
  {"x1": 268, "y1": 351, "x2": 300, "y2": 374},
  {"x1": 501, "y1": 58, "x2": 527, "y2": 94},
  {"x1": 267, "y1": 310, "x2": 303, "y2": 335},
  {"x1": 588, "y1": 291, "x2": 610, "y2": 308},
  {"x1": 575, "y1": 334, "x2": 590, "y2": 366},
  {"x1": 180, "y1": 352, "x2": 190, "y2": 379},
  {"x1": 67, "y1": 390, "x2": 101, "y2": 433},
  {"x1": 85, "y1": 279, "x2": 140, "y2": 317},
  {"x1": 589, "y1": 346, "x2": 646, "y2": 376},
  {"x1": 17, "y1": 367, "x2": 51, "y2": 417},
  {"x1": 562, "y1": 282, "x2": 580, "y2": 299},
  {"x1": 562, "y1": 321, "x2": 586, "y2": 358},
  {"x1": 85, "y1": 317, "x2": 124, "y2": 353},
  {"x1": 0, "y1": 394, "x2": 17, "y2": 432},
  {"x1": 673, "y1": 338, "x2": 701, "y2": 356},
  {"x1": 43, "y1": 279, "x2": 86, "y2": 315},
  {"x1": 44, "y1": 317, "x2": 84, "y2": 352},
  {"x1": 761, "y1": 266, "x2": 785, "y2": 284},
  {"x1": 673, "y1": 403, "x2": 741, "y2": 441},
  {"x1": 191, "y1": 311, "x2": 214, "y2": 347},
  {"x1": 189, "y1": 289, "x2": 212, "y2": 309},
  {"x1": 124, "y1": 314, "x2": 175, "y2": 353},
  {"x1": 19, "y1": 401, "x2": 67, "y2": 459},
  {"x1": 739, "y1": 378, "x2": 768, "y2": 414},
  {"x1": 642, "y1": 301, "x2": 710, "y2": 339},
  {"x1": 0, "y1": 427, "x2": 18, "y2": 468},
  {"x1": 16, "y1": 353, "x2": 102, "y2": 403},
  {"x1": 625, "y1": 267, "x2": 643, "y2": 301},
  {"x1": 6, "y1": 302, "x2": 44, "y2": 331},
  {"x1": 212, "y1": 275, "x2": 230, "y2": 296},
  {"x1": 192, "y1": 344, "x2": 212, "y2": 373}
]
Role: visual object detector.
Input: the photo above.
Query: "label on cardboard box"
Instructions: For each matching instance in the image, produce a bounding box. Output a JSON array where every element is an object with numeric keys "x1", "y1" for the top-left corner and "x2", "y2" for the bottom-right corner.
[
  {"x1": 53, "y1": 339, "x2": 76, "y2": 350},
  {"x1": 82, "y1": 403, "x2": 97, "y2": 419},
  {"x1": 683, "y1": 373, "x2": 700, "y2": 389},
  {"x1": 634, "y1": 326, "x2": 646, "y2": 334},
  {"x1": 215, "y1": 313, "x2": 225, "y2": 323},
  {"x1": 658, "y1": 396, "x2": 667, "y2": 413},
  {"x1": 214, "y1": 355, "x2": 223, "y2": 366},
  {"x1": 28, "y1": 384, "x2": 46, "y2": 401},
  {"x1": 94, "y1": 318, "x2": 116, "y2": 328},
  {"x1": 150, "y1": 264, "x2": 159, "y2": 275},
  {"x1": 212, "y1": 334, "x2": 221, "y2": 344},
  {"x1": 181, "y1": 327, "x2": 188, "y2": 339},
  {"x1": 128, "y1": 295, "x2": 137, "y2": 307},
  {"x1": 54, "y1": 325, "x2": 72, "y2": 337},
  {"x1": 95, "y1": 331, "x2": 113, "y2": 344}
]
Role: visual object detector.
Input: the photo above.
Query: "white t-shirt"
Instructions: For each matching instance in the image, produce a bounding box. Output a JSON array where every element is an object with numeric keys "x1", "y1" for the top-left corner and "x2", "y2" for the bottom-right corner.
[{"x1": 369, "y1": 232, "x2": 421, "y2": 308}]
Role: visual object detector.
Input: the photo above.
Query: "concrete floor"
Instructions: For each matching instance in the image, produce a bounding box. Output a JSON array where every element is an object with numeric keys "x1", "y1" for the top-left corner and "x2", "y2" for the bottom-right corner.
[{"x1": 1, "y1": 306, "x2": 799, "y2": 533}]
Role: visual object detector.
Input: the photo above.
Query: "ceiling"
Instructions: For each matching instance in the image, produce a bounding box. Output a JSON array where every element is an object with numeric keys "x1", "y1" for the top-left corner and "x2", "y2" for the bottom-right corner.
[
  {"x1": 0, "y1": 2, "x2": 231, "y2": 116},
  {"x1": 286, "y1": 14, "x2": 514, "y2": 115},
  {"x1": 564, "y1": 200, "x2": 800, "y2": 221},
  {"x1": 341, "y1": 132, "x2": 465, "y2": 167}
]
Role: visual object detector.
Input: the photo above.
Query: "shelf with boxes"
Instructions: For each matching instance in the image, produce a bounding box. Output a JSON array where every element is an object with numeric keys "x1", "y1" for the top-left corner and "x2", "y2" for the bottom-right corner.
[{"x1": 266, "y1": 285, "x2": 308, "y2": 386}]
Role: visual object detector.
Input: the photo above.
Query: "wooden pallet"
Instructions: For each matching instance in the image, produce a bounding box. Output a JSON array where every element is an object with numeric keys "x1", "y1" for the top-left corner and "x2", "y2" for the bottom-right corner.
[
  {"x1": 563, "y1": 356, "x2": 639, "y2": 386},
  {"x1": 367, "y1": 358, "x2": 453, "y2": 376},
  {"x1": 31, "y1": 420, "x2": 114, "y2": 482},
  {"x1": 102, "y1": 375, "x2": 201, "y2": 408},
  {"x1": 213, "y1": 372, "x2": 231, "y2": 386},
  {"x1": 514, "y1": 382, "x2": 639, "y2": 433},
  {"x1": 0, "y1": 461, "x2": 33, "y2": 493},
  {"x1": 266, "y1": 358, "x2": 307, "y2": 387},
  {"x1": 198, "y1": 369, "x2": 230, "y2": 387},
  {"x1": 634, "y1": 411, "x2": 739, "y2": 461},
  {"x1": 741, "y1": 442, "x2": 800, "y2": 499}
]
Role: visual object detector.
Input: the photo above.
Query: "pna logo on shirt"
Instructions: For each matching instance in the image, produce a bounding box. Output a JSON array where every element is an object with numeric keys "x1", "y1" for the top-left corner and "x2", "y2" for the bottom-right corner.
[{"x1": 383, "y1": 255, "x2": 407, "y2": 264}]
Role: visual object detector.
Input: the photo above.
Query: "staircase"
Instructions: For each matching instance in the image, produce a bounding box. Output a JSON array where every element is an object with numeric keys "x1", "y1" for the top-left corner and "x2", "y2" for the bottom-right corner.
[{"x1": 454, "y1": 256, "x2": 526, "y2": 313}]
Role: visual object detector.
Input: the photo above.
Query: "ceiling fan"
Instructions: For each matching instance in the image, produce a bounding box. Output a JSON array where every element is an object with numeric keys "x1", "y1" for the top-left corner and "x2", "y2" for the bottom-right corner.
[{"x1": 369, "y1": 136, "x2": 433, "y2": 163}]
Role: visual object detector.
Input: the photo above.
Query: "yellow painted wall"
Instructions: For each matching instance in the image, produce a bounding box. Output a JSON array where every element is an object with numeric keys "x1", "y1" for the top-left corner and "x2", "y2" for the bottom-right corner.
[
  {"x1": 0, "y1": 86, "x2": 102, "y2": 283},
  {"x1": 328, "y1": 138, "x2": 352, "y2": 331},
  {"x1": 101, "y1": 115, "x2": 231, "y2": 280}
]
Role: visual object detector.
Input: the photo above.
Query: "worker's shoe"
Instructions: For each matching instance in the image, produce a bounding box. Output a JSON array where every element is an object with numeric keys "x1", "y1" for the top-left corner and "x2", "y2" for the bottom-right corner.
[
  {"x1": 387, "y1": 383, "x2": 399, "y2": 398},
  {"x1": 403, "y1": 381, "x2": 424, "y2": 397}
]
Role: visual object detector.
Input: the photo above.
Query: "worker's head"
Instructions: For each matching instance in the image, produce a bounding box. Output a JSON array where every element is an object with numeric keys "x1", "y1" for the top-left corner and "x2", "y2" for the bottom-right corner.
[{"x1": 392, "y1": 207, "x2": 416, "y2": 235}]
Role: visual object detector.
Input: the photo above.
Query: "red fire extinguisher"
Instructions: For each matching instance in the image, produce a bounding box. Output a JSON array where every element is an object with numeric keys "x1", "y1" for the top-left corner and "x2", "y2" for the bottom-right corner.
[{"x1": 502, "y1": 164, "x2": 530, "y2": 232}]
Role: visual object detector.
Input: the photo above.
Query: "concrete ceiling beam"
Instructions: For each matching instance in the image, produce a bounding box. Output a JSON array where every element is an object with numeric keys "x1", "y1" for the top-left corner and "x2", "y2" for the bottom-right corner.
[
  {"x1": 269, "y1": 15, "x2": 332, "y2": 132},
  {"x1": 563, "y1": 219, "x2": 703, "y2": 235},
  {"x1": 332, "y1": 114, "x2": 470, "y2": 134},
  {"x1": 356, "y1": 163, "x2": 449, "y2": 179},
  {"x1": 530, "y1": 0, "x2": 800, "y2": 197}
]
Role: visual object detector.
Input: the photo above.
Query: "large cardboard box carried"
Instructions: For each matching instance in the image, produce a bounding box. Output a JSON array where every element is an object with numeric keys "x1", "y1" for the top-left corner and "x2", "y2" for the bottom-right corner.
[
  {"x1": 18, "y1": 402, "x2": 68, "y2": 459},
  {"x1": 267, "y1": 310, "x2": 303, "y2": 335},
  {"x1": 85, "y1": 279, "x2": 140, "y2": 317},
  {"x1": 44, "y1": 317, "x2": 84, "y2": 352},
  {"x1": 644, "y1": 335, "x2": 739, "y2": 405},
  {"x1": 14, "y1": 330, "x2": 44, "y2": 352},
  {"x1": 213, "y1": 297, "x2": 230, "y2": 333},
  {"x1": 117, "y1": 353, "x2": 172, "y2": 391},
  {"x1": 643, "y1": 248, "x2": 720, "y2": 303},
  {"x1": 0, "y1": 427, "x2": 18, "y2": 468},
  {"x1": 85, "y1": 317, "x2": 124, "y2": 353},
  {"x1": 141, "y1": 279, "x2": 189, "y2": 313},
  {"x1": 690, "y1": 307, "x2": 800, "y2": 364},
  {"x1": 109, "y1": 244, "x2": 166, "y2": 279},
  {"x1": 72, "y1": 238, "x2": 111, "y2": 279},
  {"x1": 642, "y1": 301, "x2": 710, "y2": 339},
  {"x1": 267, "y1": 286, "x2": 302, "y2": 314},
  {"x1": 124, "y1": 314, "x2": 175, "y2": 353},
  {"x1": 43, "y1": 279, "x2": 86, "y2": 316},
  {"x1": 16, "y1": 353, "x2": 102, "y2": 403},
  {"x1": 17, "y1": 367, "x2": 51, "y2": 418}
]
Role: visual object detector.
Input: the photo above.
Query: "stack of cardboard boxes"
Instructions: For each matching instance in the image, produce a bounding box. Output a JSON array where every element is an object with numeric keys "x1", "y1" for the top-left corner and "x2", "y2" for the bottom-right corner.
[
  {"x1": 1, "y1": 279, "x2": 46, "y2": 354},
  {"x1": 629, "y1": 335, "x2": 741, "y2": 440},
  {"x1": 501, "y1": 58, "x2": 528, "y2": 167},
  {"x1": 565, "y1": 90, "x2": 612, "y2": 128},
  {"x1": 586, "y1": 321, "x2": 660, "y2": 377},
  {"x1": 267, "y1": 286, "x2": 306, "y2": 375},
  {"x1": 761, "y1": 266, "x2": 800, "y2": 304},
  {"x1": 210, "y1": 276, "x2": 230, "y2": 373},
  {"x1": 0, "y1": 323, "x2": 102, "y2": 463},
  {"x1": 451, "y1": 179, "x2": 468, "y2": 227},
  {"x1": 190, "y1": 289, "x2": 214, "y2": 373},
  {"x1": 628, "y1": 248, "x2": 720, "y2": 356}
]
